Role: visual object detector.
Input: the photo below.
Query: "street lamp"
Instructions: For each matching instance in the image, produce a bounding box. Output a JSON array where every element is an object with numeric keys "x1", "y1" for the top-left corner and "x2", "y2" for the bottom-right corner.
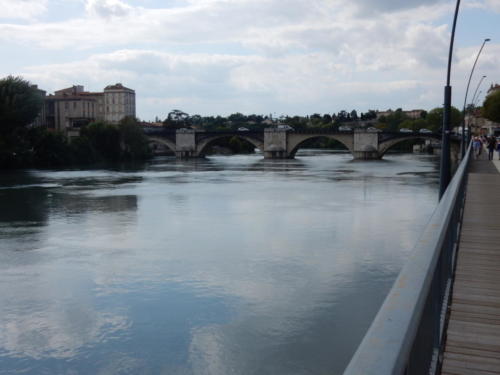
[
  {"x1": 467, "y1": 75, "x2": 487, "y2": 139},
  {"x1": 471, "y1": 75, "x2": 487, "y2": 106},
  {"x1": 439, "y1": 0, "x2": 461, "y2": 199},
  {"x1": 473, "y1": 90, "x2": 482, "y2": 106},
  {"x1": 460, "y1": 38, "x2": 490, "y2": 157}
]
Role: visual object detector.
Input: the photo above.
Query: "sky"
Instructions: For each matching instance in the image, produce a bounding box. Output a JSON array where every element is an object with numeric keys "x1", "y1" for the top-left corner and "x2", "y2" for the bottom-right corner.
[{"x1": 1, "y1": 0, "x2": 499, "y2": 121}]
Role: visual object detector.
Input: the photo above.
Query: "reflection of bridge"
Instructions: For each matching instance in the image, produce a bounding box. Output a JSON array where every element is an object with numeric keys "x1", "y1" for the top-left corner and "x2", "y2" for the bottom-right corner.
[{"x1": 144, "y1": 128, "x2": 460, "y2": 160}]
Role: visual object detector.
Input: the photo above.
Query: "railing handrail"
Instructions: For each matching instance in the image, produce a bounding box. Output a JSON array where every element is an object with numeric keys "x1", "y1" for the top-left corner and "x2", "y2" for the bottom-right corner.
[{"x1": 343, "y1": 144, "x2": 471, "y2": 375}]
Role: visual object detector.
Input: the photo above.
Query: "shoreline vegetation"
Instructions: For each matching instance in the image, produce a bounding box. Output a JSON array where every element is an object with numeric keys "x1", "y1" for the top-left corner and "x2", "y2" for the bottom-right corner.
[{"x1": 0, "y1": 117, "x2": 152, "y2": 169}]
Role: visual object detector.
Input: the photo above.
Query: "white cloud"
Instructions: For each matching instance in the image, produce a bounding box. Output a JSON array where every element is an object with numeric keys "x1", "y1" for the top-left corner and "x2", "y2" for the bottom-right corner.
[
  {"x1": 1, "y1": 0, "x2": 499, "y2": 117},
  {"x1": 485, "y1": 0, "x2": 500, "y2": 12},
  {"x1": 0, "y1": 0, "x2": 48, "y2": 20}
]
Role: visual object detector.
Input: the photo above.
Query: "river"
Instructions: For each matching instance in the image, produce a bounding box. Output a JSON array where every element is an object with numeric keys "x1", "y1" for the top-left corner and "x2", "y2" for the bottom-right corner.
[{"x1": 0, "y1": 150, "x2": 439, "y2": 375}]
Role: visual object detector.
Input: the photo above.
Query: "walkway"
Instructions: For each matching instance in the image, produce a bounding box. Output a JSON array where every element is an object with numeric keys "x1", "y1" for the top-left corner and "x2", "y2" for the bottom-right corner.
[{"x1": 441, "y1": 152, "x2": 500, "y2": 375}]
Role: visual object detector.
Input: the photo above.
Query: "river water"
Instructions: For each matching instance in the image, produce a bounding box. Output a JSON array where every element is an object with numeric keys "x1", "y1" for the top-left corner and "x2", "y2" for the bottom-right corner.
[{"x1": 0, "y1": 151, "x2": 439, "y2": 375}]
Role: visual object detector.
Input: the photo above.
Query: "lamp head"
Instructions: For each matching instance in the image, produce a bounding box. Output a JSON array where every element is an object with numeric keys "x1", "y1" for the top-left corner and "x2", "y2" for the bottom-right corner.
[{"x1": 485, "y1": 38, "x2": 491, "y2": 42}]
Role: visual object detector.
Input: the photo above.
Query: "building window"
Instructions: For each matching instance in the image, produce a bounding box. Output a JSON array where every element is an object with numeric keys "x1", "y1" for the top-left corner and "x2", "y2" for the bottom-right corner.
[{"x1": 64, "y1": 102, "x2": 69, "y2": 110}]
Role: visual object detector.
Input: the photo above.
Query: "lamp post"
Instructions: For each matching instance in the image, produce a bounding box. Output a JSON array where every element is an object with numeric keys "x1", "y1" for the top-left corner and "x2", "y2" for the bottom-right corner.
[
  {"x1": 460, "y1": 39, "x2": 490, "y2": 157},
  {"x1": 439, "y1": 0, "x2": 461, "y2": 199},
  {"x1": 473, "y1": 90, "x2": 482, "y2": 106},
  {"x1": 471, "y1": 75, "x2": 487, "y2": 106},
  {"x1": 467, "y1": 75, "x2": 487, "y2": 141}
]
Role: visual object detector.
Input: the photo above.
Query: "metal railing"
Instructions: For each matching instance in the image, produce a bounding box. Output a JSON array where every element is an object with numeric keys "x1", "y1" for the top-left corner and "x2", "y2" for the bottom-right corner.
[{"x1": 343, "y1": 144, "x2": 471, "y2": 375}]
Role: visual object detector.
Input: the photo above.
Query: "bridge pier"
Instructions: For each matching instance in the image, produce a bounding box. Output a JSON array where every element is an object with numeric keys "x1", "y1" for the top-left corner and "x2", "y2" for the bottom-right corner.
[
  {"x1": 175, "y1": 129, "x2": 201, "y2": 158},
  {"x1": 352, "y1": 131, "x2": 381, "y2": 160},
  {"x1": 352, "y1": 151, "x2": 381, "y2": 160},
  {"x1": 263, "y1": 129, "x2": 292, "y2": 159}
]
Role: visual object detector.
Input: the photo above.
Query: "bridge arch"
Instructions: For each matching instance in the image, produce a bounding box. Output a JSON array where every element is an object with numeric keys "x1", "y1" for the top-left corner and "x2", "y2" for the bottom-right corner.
[
  {"x1": 378, "y1": 135, "x2": 441, "y2": 157},
  {"x1": 287, "y1": 134, "x2": 354, "y2": 158},
  {"x1": 146, "y1": 136, "x2": 177, "y2": 154},
  {"x1": 196, "y1": 134, "x2": 264, "y2": 156}
]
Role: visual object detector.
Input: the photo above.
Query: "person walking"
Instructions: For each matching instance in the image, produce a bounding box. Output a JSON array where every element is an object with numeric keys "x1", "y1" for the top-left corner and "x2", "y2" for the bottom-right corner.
[
  {"x1": 473, "y1": 137, "x2": 482, "y2": 159},
  {"x1": 496, "y1": 139, "x2": 500, "y2": 160},
  {"x1": 487, "y1": 136, "x2": 497, "y2": 161}
]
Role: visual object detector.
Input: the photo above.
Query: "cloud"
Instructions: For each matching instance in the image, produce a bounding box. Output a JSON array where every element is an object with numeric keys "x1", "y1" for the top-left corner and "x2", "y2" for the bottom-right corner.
[
  {"x1": 351, "y1": 0, "x2": 445, "y2": 14},
  {"x1": 85, "y1": 0, "x2": 132, "y2": 18},
  {"x1": 485, "y1": 0, "x2": 500, "y2": 12},
  {"x1": 0, "y1": 0, "x2": 497, "y2": 117},
  {"x1": 0, "y1": 0, "x2": 48, "y2": 20}
]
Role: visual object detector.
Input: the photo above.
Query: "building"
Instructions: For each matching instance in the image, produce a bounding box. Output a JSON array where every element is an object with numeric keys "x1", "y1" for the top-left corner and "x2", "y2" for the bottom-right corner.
[
  {"x1": 404, "y1": 109, "x2": 426, "y2": 119},
  {"x1": 487, "y1": 83, "x2": 500, "y2": 97},
  {"x1": 37, "y1": 83, "x2": 135, "y2": 135},
  {"x1": 103, "y1": 83, "x2": 136, "y2": 124},
  {"x1": 376, "y1": 109, "x2": 425, "y2": 119},
  {"x1": 45, "y1": 85, "x2": 104, "y2": 132}
]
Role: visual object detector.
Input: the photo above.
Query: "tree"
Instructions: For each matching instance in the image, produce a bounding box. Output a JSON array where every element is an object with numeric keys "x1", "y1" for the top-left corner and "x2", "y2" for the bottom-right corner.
[
  {"x1": 29, "y1": 128, "x2": 71, "y2": 167},
  {"x1": 119, "y1": 116, "x2": 151, "y2": 160},
  {"x1": 81, "y1": 121, "x2": 121, "y2": 161},
  {"x1": 426, "y1": 106, "x2": 462, "y2": 132},
  {"x1": 482, "y1": 90, "x2": 500, "y2": 123},
  {"x1": 0, "y1": 76, "x2": 43, "y2": 134},
  {"x1": 163, "y1": 109, "x2": 190, "y2": 129}
]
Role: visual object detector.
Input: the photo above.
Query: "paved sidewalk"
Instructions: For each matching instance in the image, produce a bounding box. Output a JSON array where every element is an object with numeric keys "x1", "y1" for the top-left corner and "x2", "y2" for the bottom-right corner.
[{"x1": 441, "y1": 156, "x2": 500, "y2": 375}]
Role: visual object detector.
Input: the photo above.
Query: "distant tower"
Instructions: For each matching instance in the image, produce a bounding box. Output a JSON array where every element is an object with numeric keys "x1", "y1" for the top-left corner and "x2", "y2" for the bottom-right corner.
[{"x1": 103, "y1": 83, "x2": 136, "y2": 124}]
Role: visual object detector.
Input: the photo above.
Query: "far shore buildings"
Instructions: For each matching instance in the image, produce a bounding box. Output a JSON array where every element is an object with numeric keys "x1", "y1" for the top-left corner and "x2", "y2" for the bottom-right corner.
[
  {"x1": 376, "y1": 109, "x2": 426, "y2": 119},
  {"x1": 34, "y1": 83, "x2": 135, "y2": 135},
  {"x1": 465, "y1": 83, "x2": 500, "y2": 136}
]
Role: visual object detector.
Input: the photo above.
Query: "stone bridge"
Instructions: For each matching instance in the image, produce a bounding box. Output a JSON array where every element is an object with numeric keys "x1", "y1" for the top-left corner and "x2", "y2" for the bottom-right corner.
[{"x1": 144, "y1": 128, "x2": 460, "y2": 160}]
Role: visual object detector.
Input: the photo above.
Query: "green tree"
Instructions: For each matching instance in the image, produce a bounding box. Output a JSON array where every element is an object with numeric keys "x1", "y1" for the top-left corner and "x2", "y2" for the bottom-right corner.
[
  {"x1": 377, "y1": 109, "x2": 408, "y2": 131},
  {"x1": 119, "y1": 116, "x2": 151, "y2": 160},
  {"x1": 482, "y1": 90, "x2": 500, "y2": 123},
  {"x1": 426, "y1": 106, "x2": 462, "y2": 132},
  {"x1": 81, "y1": 121, "x2": 121, "y2": 161},
  {"x1": 163, "y1": 109, "x2": 190, "y2": 129},
  {"x1": 28, "y1": 128, "x2": 71, "y2": 167},
  {"x1": 0, "y1": 76, "x2": 43, "y2": 135}
]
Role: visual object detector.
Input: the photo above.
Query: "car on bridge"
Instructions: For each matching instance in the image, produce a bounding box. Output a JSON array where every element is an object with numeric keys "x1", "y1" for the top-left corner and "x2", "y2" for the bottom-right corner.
[
  {"x1": 366, "y1": 127, "x2": 381, "y2": 132},
  {"x1": 338, "y1": 126, "x2": 352, "y2": 131},
  {"x1": 277, "y1": 125, "x2": 294, "y2": 131},
  {"x1": 399, "y1": 128, "x2": 413, "y2": 133},
  {"x1": 419, "y1": 128, "x2": 432, "y2": 134},
  {"x1": 237, "y1": 127, "x2": 250, "y2": 131}
]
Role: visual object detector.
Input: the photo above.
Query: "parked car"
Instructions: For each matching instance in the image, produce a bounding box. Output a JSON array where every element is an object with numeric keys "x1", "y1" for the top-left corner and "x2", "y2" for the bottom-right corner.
[
  {"x1": 237, "y1": 127, "x2": 249, "y2": 131},
  {"x1": 419, "y1": 128, "x2": 432, "y2": 134},
  {"x1": 338, "y1": 126, "x2": 352, "y2": 132},
  {"x1": 399, "y1": 128, "x2": 413, "y2": 133}
]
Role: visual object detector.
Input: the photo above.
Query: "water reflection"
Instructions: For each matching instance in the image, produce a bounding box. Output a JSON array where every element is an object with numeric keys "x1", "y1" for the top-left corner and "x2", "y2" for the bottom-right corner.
[{"x1": 0, "y1": 152, "x2": 440, "y2": 374}]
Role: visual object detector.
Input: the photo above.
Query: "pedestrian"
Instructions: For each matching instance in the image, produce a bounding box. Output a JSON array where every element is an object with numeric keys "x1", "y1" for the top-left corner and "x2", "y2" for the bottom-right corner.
[
  {"x1": 473, "y1": 137, "x2": 482, "y2": 159},
  {"x1": 487, "y1": 136, "x2": 496, "y2": 161},
  {"x1": 496, "y1": 139, "x2": 500, "y2": 160}
]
